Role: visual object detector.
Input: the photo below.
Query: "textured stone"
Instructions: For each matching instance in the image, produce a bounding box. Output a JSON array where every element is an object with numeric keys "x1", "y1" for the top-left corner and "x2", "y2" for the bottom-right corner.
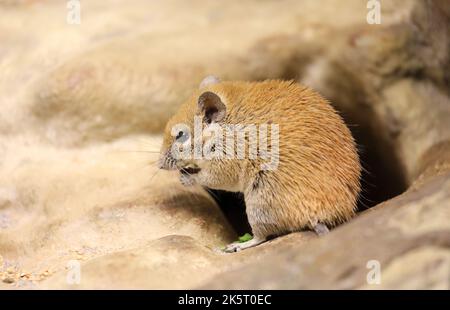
[{"x1": 0, "y1": 0, "x2": 449, "y2": 289}]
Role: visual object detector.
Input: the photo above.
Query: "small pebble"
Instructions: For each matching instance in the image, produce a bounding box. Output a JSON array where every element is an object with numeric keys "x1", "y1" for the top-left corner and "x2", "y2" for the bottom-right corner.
[{"x1": 3, "y1": 277, "x2": 15, "y2": 284}]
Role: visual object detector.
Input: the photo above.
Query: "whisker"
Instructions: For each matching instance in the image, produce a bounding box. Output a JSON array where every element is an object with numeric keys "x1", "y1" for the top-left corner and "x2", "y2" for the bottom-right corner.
[
  {"x1": 131, "y1": 137, "x2": 162, "y2": 151},
  {"x1": 111, "y1": 150, "x2": 161, "y2": 154},
  {"x1": 148, "y1": 167, "x2": 162, "y2": 184}
]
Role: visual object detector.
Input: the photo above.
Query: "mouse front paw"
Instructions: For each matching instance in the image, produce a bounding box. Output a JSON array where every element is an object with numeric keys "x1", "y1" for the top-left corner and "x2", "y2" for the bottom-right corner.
[
  {"x1": 179, "y1": 173, "x2": 195, "y2": 186},
  {"x1": 223, "y1": 242, "x2": 243, "y2": 253},
  {"x1": 222, "y1": 236, "x2": 266, "y2": 253}
]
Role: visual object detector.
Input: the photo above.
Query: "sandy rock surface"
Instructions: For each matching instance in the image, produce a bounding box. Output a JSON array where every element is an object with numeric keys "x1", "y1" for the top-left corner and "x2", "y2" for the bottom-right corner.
[{"x1": 0, "y1": 0, "x2": 449, "y2": 289}]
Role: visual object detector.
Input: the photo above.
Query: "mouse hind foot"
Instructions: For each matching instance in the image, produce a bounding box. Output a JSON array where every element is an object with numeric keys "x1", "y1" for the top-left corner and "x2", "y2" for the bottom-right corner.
[{"x1": 313, "y1": 223, "x2": 330, "y2": 236}]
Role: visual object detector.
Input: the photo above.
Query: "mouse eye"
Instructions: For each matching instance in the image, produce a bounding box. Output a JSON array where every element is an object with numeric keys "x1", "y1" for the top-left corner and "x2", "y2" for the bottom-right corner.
[{"x1": 175, "y1": 130, "x2": 189, "y2": 143}]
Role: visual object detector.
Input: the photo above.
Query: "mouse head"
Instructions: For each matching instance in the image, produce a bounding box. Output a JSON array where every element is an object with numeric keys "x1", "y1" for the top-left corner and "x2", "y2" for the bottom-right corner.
[{"x1": 159, "y1": 76, "x2": 227, "y2": 175}]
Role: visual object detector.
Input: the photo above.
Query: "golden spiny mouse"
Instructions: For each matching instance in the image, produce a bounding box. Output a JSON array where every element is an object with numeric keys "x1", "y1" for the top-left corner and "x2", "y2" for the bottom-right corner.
[{"x1": 159, "y1": 76, "x2": 361, "y2": 252}]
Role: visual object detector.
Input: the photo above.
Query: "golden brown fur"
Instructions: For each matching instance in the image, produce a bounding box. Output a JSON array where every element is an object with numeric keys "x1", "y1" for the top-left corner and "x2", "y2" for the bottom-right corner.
[{"x1": 160, "y1": 79, "x2": 361, "y2": 251}]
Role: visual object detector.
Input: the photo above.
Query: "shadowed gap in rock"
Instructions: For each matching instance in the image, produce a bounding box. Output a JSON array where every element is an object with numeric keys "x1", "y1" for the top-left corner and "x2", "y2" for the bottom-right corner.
[
  {"x1": 351, "y1": 125, "x2": 407, "y2": 210},
  {"x1": 205, "y1": 189, "x2": 251, "y2": 236}
]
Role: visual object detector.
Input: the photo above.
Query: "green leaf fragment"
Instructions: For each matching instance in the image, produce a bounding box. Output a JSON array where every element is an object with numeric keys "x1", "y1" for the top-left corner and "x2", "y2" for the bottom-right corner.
[{"x1": 238, "y1": 233, "x2": 253, "y2": 243}]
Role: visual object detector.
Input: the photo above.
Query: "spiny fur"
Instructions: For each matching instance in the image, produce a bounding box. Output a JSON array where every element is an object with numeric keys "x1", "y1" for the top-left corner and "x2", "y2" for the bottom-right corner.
[{"x1": 160, "y1": 80, "x2": 361, "y2": 239}]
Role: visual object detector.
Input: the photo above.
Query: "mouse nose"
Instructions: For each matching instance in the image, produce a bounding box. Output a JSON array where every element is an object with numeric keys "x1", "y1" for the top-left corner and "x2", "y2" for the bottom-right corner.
[{"x1": 158, "y1": 150, "x2": 179, "y2": 170}]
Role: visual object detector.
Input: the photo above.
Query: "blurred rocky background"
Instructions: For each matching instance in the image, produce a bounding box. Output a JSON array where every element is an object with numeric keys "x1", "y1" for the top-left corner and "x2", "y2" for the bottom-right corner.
[{"x1": 0, "y1": 0, "x2": 449, "y2": 289}]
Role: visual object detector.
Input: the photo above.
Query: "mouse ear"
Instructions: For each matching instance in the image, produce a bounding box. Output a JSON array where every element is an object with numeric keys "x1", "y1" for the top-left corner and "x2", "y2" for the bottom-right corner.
[
  {"x1": 198, "y1": 91, "x2": 226, "y2": 124},
  {"x1": 199, "y1": 75, "x2": 220, "y2": 89}
]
